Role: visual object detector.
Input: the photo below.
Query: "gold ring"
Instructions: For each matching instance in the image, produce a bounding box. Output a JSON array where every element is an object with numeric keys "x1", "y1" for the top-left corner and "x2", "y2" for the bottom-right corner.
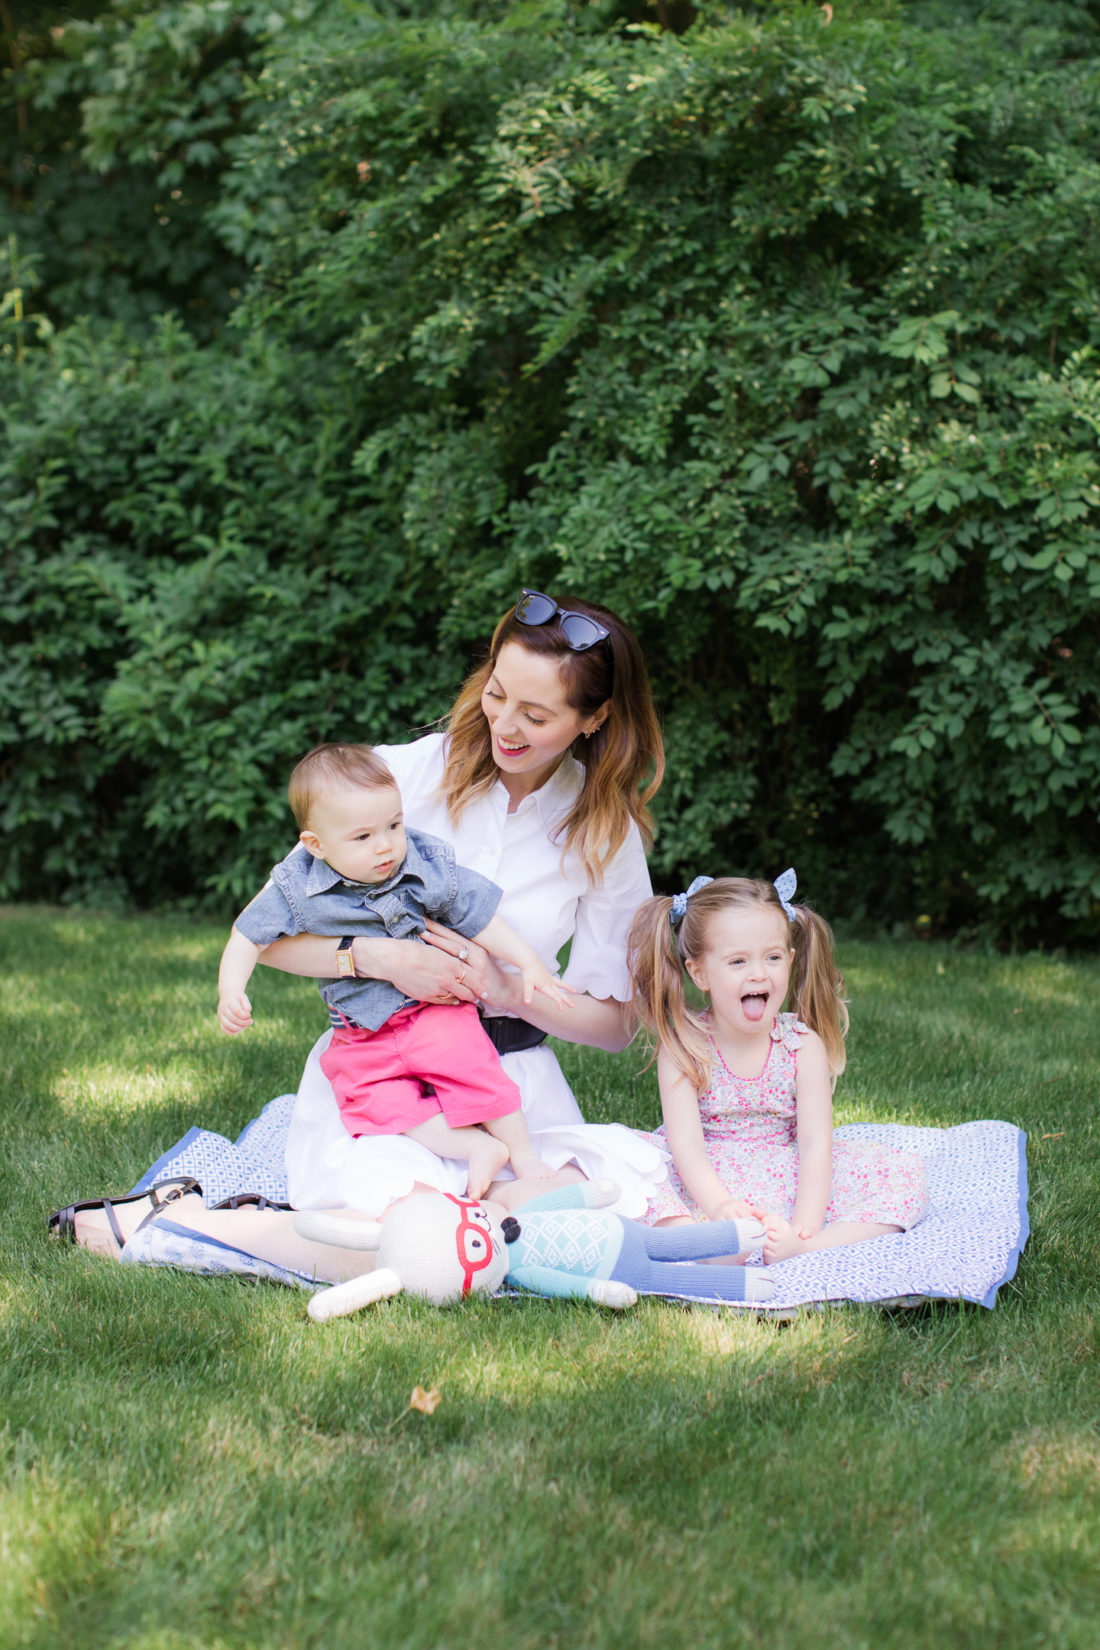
[{"x1": 456, "y1": 968, "x2": 467, "y2": 986}]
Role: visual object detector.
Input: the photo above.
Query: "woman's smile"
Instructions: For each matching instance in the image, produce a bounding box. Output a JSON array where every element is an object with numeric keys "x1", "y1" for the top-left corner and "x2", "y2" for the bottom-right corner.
[{"x1": 480, "y1": 642, "x2": 603, "y2": 801}]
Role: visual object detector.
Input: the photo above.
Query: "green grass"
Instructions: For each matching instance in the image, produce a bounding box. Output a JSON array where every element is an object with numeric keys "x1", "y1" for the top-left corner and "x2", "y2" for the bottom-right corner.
[{"x1": 2, "y1": 905, "x2": 1097, "y2": 1650}]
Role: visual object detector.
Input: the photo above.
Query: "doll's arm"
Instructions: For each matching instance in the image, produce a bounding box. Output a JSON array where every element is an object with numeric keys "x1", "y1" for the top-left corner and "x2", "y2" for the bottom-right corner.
[
  {"x1": 514, "y1": 1179, "x2": 619, "y2": 1217},
  {"x1": 657, "y1": 1051, "x2": 764, "y2": 1221},
  {"x1": 307, "y1": 1269, "x2": 405, "y2": 1321},
  {"x1": 472, "y1": 913, "x2": 575, "y2": 1010},
  {"x1": 789, "y1": 1031, "x2": 834, "y2": 1238},
  {"x1": 217, "y1": 926, "x2": 265, "y2": 1034},
  {"x1": 507, "y1": 1263, "x2": 636, "y2": 1308}
]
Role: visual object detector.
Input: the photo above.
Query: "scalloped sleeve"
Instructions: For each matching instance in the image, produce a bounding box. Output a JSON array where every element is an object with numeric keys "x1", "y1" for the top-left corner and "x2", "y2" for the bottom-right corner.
[{"x1": 562, "y1": 824, "x2": 652, "y2": 1003}]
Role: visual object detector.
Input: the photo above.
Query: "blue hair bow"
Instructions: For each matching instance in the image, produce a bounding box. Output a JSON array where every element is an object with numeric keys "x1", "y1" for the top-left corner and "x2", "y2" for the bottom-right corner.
[
  {"x1": 670, "y1": 875, "x2": 714, "y2": 927},
  {"x1": 773, "y1": 867, "x2": 797, "y2": 920}
]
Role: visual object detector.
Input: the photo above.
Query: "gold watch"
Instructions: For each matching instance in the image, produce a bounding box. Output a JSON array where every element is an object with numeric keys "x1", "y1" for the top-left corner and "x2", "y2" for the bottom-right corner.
[{"x1": 335, "y1": 937, "x2": 357, "y2": 978}]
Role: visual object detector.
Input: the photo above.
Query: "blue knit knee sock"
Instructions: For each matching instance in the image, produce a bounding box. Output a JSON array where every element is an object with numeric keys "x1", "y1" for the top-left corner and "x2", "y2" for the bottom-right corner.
[{"x1": 643, "y1": 1216, "x2": 766, "y2": 1261}]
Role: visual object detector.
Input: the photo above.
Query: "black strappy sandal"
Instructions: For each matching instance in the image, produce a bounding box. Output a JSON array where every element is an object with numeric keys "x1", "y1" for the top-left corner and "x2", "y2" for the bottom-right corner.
[
  {"x1": 48, "y1": 1178, "x2": 203, "y2": 1250},
  {"x1": 211, "y1": 1192, "x2": 292, "y2": 1213}
]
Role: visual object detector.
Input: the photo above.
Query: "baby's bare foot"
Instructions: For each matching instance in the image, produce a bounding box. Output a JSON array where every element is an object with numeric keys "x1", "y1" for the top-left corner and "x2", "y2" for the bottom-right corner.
[
  {"x1": 508, "y1": 1150, "x2": 555, "y2": 1181},
  {"x1": 466, "y1": 1136, "x2": 511, "y2": 1201}
]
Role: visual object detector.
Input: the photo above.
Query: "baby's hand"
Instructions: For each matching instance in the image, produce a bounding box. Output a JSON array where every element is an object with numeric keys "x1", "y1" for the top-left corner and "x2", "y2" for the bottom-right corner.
[
  {"x1": 520, "y1": 964, "x2": 575, "y2": 1012},
  {"x1": 218, "y1": 992, "x2": 253, "y2": 1035}
]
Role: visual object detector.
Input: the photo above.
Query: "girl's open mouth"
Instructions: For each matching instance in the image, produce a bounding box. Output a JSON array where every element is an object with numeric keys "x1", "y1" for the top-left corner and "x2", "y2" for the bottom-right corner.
[
  {"x1": 496, "y1": 737, "x2": 530, "y2": 758},
  {"x1": 741, "y1": 991, "x2": 769, "y2": 1023}
]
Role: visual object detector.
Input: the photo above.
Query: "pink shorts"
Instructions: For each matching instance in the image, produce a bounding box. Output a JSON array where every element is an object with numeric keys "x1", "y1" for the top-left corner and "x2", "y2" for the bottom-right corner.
[{"x1": 320, "y1": 1001, "x2": 521, "y2": 1137}]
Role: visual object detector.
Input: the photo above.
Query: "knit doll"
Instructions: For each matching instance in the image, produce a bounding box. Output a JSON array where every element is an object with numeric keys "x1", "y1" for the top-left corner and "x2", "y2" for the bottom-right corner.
[{"x1": 295, "y1": 1180, "x2": 774, "y2": 1318}]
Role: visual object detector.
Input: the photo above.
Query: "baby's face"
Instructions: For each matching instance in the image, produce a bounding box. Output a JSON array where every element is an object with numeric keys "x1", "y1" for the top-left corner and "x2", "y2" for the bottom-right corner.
[{"x1": 300, "y1": 783, "x2": 407, "y2": 885}]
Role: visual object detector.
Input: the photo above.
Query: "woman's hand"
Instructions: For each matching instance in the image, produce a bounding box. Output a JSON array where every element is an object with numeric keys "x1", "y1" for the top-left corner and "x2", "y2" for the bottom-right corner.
[
  {"x1": 420, "y1": 920, "x2": 518, "y2": 1011},
  {"x1": 351, "y1": 933, "x2": 485, "y2": 1007},
  {"x1": 423, "y1": 921, "x2": 635, "y2": 1049}
]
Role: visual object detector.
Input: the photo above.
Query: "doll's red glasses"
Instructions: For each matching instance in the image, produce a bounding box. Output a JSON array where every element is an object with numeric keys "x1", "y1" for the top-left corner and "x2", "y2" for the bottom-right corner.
[{"x1": 444, "y1": 1193, "x2": 499, "y2": 1297}]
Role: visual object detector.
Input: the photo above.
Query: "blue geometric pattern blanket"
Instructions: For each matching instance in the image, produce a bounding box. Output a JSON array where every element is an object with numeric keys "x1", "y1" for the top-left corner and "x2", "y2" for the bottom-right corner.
[
  {"x1": 133, "y1": 1095, "x2": 297, "y2": 1210},
  {"x1": 131, "y1": 1108, "x2": 1028, "y2": 1311}
]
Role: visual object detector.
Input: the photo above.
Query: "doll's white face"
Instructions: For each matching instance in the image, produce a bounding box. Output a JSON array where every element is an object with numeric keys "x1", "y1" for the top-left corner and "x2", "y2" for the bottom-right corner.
[{"x1": 377, "y1": 1192, "x2": 510, "y2": 1305}]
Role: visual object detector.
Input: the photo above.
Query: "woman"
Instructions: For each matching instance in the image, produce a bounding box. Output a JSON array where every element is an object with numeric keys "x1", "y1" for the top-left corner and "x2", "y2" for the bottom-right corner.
[{"x1": 261, "y1": 589, "x2": 669, "y2": 1218}]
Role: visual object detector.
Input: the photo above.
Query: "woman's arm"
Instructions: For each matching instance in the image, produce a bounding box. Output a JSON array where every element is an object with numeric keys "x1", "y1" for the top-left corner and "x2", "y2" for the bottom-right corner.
[
  {"x1": 472, "y1": 913, "x2": 575, "y2": 1012},
  {"x1": 790, "y1": 1032, "x2": 834, "y2": 1238},
  {"x1": 258, "y1": 931, "x2": 483, "y2": 1005},
  {"x1": 422, "y1": 921, "x2": 635, "y2": 1052},
  {"x1": 657, "y1": 1050, "x2": 759, "y2": 1220}
]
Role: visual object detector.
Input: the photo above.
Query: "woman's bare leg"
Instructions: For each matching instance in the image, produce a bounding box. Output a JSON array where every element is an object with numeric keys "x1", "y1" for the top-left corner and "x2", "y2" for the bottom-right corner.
[{"x1": 486, "y1": 1164, "x2": 586, "y2": 1211}]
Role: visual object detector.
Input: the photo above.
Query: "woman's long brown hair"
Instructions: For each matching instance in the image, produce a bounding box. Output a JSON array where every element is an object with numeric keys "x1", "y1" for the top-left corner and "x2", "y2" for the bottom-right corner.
[{"x1": 440, "y1": 595, "x2": 664, "y2": 885}]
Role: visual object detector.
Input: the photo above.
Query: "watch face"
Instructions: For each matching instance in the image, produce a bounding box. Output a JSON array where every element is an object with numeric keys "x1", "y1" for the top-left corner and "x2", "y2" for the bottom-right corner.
[{"x1": 336, "y1": 947, "x2": 356, "y2": 977}]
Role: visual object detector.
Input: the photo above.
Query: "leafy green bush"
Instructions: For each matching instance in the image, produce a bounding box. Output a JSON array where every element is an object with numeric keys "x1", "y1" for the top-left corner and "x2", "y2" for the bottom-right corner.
[
  {"x1": 0, "y1": 320, "x2": 464, "y2": 906},
  {"x1": 2, "y1": 0, "x2": 1098, "y2": 940}
]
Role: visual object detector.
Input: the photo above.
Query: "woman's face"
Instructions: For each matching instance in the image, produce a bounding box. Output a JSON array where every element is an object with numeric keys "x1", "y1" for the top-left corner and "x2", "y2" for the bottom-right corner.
[{"x1": 480, "y1": 641, "x2": 607, "y2": 794}]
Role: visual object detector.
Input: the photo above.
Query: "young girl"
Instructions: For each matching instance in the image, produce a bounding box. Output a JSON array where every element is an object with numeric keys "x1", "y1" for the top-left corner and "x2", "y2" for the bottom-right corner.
[{"x1": 628, "y1": 872, "x2": 927, "y2": 1262}]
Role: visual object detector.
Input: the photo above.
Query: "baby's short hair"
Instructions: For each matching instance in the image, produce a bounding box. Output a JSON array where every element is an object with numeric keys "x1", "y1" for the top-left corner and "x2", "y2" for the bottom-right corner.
[{"x1": 288, "y1": 743, "x2": 397, "y2": 830}]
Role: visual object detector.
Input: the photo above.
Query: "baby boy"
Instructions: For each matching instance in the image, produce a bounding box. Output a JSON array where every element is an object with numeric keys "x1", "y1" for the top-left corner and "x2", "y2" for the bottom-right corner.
[{"x1": 218, "y1": 743, "x2": 571, "y2": 1198}]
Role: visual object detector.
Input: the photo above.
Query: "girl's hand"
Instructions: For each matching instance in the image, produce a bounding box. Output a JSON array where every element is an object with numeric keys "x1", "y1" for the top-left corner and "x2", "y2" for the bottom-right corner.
[
  {"x1": 218, "y1": 992, "x2": 253, "y2": 1035},
  {"x1": 356, "y1": 932, "x2": 484, "y2": 1006},
  {"x1": 713, "y1": 1196, "x2": 765, "y2": 1223}
]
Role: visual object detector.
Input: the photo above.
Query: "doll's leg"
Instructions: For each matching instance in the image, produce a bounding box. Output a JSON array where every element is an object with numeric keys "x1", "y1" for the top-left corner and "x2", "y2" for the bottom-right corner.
[
  {"x1": 618, "y1": 1220, "x2": 774, "y2": 1303},
  {"x1": 404, "y1": 1117, "x2": 509, "y2": 1201},
  {"x1": 631, "y1": 1255, "x2": 774, "y2": 1304},
  {"x1": 643, "y1": 1215, "x2": 767, "y2": 1263}
]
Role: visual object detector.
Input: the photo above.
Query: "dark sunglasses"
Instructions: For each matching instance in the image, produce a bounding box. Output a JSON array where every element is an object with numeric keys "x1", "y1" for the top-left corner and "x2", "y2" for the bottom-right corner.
[{"x1": 515, "y1": 589, "x2": 610, "y2": 652}]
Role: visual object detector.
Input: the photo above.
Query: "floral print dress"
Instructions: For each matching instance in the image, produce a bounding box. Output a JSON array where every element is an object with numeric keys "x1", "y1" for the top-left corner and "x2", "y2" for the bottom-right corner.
[{"x1": 641, "y1": 1014, "x2": 928, "y2": 1229}]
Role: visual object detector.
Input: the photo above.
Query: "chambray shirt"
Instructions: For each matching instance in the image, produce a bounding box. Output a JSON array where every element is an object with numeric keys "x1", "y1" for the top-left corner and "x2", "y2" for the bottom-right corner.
[{"x1": 234, "y1": 827, "x2": 502, "y2": 1032}]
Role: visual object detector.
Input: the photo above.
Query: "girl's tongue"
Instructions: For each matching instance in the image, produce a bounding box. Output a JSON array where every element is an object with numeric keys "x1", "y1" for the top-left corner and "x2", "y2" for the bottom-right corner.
[{"x1": 741, "y1": 992, "x2": 768, "y2": 1023}]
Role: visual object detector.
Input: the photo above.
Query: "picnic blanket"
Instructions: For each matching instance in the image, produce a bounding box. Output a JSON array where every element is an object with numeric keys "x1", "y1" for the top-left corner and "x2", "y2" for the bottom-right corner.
[{"x1": 127, "y1": 1101, "x2": 1028, "y2": 1311}]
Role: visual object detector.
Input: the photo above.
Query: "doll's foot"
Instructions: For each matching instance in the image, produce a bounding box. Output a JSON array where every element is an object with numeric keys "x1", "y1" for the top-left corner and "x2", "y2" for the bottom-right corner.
[
  {"x1": 743, "y1": 1268, "x2": 776, "y2": 1303},
  {"x1": 587, "y1": 1278, "x2": 638, "y2": 1309},
  {"x1": 508, "y1": 1150, "x2": 555, "y2": 1181},
  {"x1": 726, "y1": 1215, "x2": 767, "y2": 1255},
  {"x1": 466, "y1": 1136, "x2": 511, "y2": 1201}
]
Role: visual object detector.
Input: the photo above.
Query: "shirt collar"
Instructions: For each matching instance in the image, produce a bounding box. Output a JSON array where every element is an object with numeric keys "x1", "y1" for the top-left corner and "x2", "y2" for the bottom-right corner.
[{"x1": 494, "y1": 753, "x2": 583, "y2": 822}]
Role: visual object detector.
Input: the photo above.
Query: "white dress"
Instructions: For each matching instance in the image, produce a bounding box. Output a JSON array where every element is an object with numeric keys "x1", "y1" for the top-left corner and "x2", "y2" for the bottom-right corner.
[{"x1": 284, "y1": 733, "x2": 667, "y2": 1217}]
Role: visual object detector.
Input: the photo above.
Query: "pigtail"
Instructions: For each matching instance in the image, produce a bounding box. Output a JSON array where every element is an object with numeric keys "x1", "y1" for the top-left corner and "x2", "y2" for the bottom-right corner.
[
  {"x1": 788, "y1": 908, "x2": 849, "y2": 1080},
  {"x1": 626, "y1": 897, "x2": 712, "y2": 1093}
]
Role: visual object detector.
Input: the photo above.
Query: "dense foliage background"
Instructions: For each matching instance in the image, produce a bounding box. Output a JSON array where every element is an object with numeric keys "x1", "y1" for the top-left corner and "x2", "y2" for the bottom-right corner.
[{"x1": 2, "y1": 0, "x2": 1098, "y2": 940}]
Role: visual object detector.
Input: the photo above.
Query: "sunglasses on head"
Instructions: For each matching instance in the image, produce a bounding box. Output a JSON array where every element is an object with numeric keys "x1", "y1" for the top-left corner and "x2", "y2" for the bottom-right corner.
[{"x1": 514, "y1": 589, "x2": 610, "y2": 652}]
